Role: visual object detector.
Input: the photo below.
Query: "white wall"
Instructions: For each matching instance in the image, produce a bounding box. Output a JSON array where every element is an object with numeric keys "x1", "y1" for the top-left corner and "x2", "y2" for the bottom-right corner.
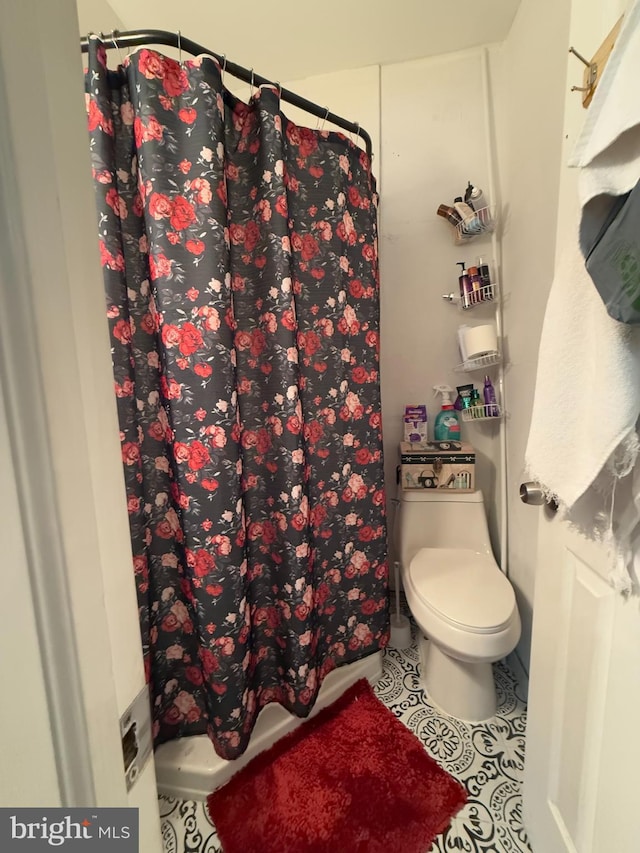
[
  {"x1": 495, "y1": 0, "x2": 572, "y2": 670},
  {"x1": 81, "y1": 0, "x2": 520, "y2": 81},
  {"x1": 0, "y1": 390, "x2": 61, "y2": 806},
  {"x1": 76, "y1": 0, "x2": 124, "y2": 34},
  {"x1": 379, "y1": 49, "x2": 504, "y2": 557}
]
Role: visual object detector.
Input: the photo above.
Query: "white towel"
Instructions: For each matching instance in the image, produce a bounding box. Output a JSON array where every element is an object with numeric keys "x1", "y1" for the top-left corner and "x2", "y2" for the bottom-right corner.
[
  {"x1": 569, "y1": 0, "x2": 640, "y2": 175},
  {"x1": 526, "y1": 1, "x2": 640, "y2": 593}
]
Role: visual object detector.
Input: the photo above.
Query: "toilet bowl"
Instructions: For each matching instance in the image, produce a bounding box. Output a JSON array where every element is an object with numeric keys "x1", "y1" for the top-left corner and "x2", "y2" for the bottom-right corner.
[{"x1": 398, "y1": 489, "x2": 520, "y2": 721}]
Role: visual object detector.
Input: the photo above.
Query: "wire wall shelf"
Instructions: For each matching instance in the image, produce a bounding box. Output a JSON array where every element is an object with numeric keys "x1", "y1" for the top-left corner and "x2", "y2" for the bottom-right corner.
[
  {"x1": 442, "y1": 283, "x2": 498, "y2": 310},
  {"x1": 461, "y1": 403, "x2": 504, "y2": 422},
  {"x1": 453, "y1": 207, "x2": 496, "y2": 245},
  {"x1": 454, "y1": 351, "x2": 501, "y2": 373},
  {"x1": 460, "y1": 283, "x2": 496, "y2": 309}
]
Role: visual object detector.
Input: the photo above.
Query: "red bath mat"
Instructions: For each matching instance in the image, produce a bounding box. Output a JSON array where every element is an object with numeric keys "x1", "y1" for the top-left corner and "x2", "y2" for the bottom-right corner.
[{"x1": 208, "y1": 678, "x2": 466, "y2": 853}]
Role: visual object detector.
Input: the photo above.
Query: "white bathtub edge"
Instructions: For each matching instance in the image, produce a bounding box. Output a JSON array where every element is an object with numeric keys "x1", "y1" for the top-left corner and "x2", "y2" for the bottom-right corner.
[{"x1": 156, "y1": 650, "x2": 384, "y2": 802}]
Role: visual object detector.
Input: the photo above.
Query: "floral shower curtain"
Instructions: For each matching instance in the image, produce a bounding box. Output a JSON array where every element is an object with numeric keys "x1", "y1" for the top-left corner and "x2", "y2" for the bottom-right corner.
[{"x1": 86, "y1": 39, "x2": 388, "y2": 760}]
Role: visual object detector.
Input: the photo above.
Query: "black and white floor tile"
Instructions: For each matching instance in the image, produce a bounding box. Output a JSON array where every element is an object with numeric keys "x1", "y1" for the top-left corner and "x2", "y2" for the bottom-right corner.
[
  {"x1": 375, "y1": 634, "x2": 530, "y2": 853},
  {"x1": 159, "y1": 622, "x2": 531, "y2": 853}
]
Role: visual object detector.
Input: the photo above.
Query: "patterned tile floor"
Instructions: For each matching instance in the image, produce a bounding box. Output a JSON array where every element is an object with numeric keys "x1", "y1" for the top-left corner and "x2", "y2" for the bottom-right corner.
[{"x1": 159, "y1": 621, "x2": 531, "y2": 853}]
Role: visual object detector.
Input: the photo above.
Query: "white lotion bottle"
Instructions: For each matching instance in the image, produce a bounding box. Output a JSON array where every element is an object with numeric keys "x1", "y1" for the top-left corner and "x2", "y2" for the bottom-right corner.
[{"x1": 453, "y1": 196, "x2": 481, "y2": 234}]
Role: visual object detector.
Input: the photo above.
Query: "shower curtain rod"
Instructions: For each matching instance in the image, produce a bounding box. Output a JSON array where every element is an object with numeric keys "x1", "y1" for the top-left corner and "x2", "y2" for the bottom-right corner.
[{"x1": 80, "y1": 29, "x2": 373, "y2": 160}]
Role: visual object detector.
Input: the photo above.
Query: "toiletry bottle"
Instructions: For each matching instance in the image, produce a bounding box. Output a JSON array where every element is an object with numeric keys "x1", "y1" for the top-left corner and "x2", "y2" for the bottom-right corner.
[
  {"x1": 456, "y1": 384, "x2": 474, "y2": 410},
  {"x1": 468, "y1": 265, "x2": 483, "y2": 304},
  {"x1": 453, "y1": 197, "x2": 481, "y2": 234},
  {"x1": 466, "y1": 182, "x2": 490, "y2": 225},
  {"x1": 476, "y1": 256, "x2": 493, "y2": 299},
  {"x1": 404, "y1": 404, "x2": 428, "y2": 443},
  {"x1": 483, "y1": 375, "x2": 499, "y2": 417},
  {"x1": 470, "y1": 388, "x2": 481, "y2": 418},
  {"x1": 456, "y1": 262, "x2": 473, "y2": 308},
  {"x1": 454, "y1": 472, "x2": 466, "y2": 489},
  {"x1": 433, "y1": 385, "x2": 461, "y2": 441},
  {"x1": 437, "y1": 204, "x2": 462, "y2": 226}
]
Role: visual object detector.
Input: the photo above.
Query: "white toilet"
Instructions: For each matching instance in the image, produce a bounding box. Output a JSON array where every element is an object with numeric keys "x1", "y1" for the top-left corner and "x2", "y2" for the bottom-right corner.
[{"x1": 398, "y1": 488, "x2": 520, "y2": 722}]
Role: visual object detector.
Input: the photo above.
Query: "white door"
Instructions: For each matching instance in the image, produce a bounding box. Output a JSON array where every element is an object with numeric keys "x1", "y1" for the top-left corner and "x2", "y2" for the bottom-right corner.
[{"x1": 523, "y1": 1, "x2": 640, "y2": 851}]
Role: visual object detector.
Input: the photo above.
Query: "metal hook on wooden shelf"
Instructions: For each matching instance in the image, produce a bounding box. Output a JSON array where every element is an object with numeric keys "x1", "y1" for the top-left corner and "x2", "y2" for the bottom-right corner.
[{"x1": 569, "y1": 46, "x2": 597, "y2": 92}]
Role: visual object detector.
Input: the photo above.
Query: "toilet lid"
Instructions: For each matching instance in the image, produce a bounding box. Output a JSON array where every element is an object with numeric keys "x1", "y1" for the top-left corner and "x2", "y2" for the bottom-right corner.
[{"x1": 409, "y1": 548, "x2": 515, "y2": 633}]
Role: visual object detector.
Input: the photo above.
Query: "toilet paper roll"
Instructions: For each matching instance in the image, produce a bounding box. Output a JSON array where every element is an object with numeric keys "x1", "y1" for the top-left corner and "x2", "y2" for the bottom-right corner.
[{"x1": 463, "y1": 324, "x2": 498, "y2": 359}]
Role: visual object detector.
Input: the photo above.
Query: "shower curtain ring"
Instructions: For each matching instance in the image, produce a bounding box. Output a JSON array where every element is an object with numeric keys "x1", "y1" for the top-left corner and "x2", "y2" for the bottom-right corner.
[
  {"x1": 250, "y1": 68, "x2": 255, "y2": 99},
  {"x1": 354, "y1": 122, "x2": 361, "y2": 147},
  {"x1": 177, "y1": 30, "x2": 182, "y2": 62},
  {"x1": 275, "y1": 82, "x2": 282, "y2": 106},
  {"x1": 320, "y1": 107, "x2": 330, "y2": 131},
  {"x1": 111, "y1": 29, "x2": 124, "y2": 65},
  {"x1": 221, "y1": 54, "x2": 227, "y2": 84}
]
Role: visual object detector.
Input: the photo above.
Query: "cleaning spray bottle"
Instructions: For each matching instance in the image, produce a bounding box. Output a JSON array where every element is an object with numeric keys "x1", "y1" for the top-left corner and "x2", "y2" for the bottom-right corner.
[{"x1": 433, "y1": 385, "x2": 461, "y2": 441}]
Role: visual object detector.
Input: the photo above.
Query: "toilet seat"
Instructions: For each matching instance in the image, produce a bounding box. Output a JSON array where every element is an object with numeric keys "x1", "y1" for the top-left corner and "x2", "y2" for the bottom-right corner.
[{"x1": 409, "y1": 548, "x2": 516, "y2": 634}]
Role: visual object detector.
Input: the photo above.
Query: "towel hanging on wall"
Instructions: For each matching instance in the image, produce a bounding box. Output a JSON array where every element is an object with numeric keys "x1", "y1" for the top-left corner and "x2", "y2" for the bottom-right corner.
[{"x1": 526, "y1": 0, "x2": 640, "y2": 594}]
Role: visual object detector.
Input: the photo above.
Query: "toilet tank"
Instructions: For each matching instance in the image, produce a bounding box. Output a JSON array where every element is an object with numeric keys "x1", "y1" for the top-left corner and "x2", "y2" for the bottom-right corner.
[{"x1": 397, "y1": 489, "x2": 493, "y2": 567}]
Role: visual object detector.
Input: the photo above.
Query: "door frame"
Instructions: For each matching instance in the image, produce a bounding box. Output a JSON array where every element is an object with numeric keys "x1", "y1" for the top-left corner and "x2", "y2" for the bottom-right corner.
[{"x1": 0, "y1": 0, "x2": 159, "y2": 829}]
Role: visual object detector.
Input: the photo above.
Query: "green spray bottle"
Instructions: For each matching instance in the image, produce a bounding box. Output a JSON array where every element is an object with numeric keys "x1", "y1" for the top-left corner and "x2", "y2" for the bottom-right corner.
[{"x1": 433, "y1": 385, "x2": 461, "y2": 441}]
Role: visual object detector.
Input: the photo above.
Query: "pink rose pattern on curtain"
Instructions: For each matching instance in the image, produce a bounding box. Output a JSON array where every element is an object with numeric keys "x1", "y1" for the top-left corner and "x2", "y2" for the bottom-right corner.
[{"x1": 86, "y1": 40, "x2": 388, "y2": 760}]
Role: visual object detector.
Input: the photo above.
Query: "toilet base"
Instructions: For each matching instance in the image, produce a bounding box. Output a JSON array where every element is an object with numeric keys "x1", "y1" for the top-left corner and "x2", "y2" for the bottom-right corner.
[{"x1": 419, "y1": 635, "x2": 497, "y2": 722}]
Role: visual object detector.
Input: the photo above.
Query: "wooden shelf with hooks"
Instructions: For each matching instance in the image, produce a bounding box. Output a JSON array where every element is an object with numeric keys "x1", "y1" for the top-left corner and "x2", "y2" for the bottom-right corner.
[{"x1": 570, "y1": 15, "x2": 624, "y2": 108}]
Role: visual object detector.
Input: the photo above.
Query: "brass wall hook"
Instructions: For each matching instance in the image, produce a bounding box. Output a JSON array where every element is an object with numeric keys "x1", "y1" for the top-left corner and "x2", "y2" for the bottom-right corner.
[
  {"x1": 569, "y1": 46, "x2": 597, "y2": 93},
  {"x1": 568, "y1": 16, "x2": 624, "y2": 108}
]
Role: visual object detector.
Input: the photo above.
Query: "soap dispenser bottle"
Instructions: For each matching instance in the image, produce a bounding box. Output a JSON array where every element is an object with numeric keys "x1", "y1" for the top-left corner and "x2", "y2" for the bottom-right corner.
[{"x1": 433, "y1": 385, "x2": 461, "y2": 441}]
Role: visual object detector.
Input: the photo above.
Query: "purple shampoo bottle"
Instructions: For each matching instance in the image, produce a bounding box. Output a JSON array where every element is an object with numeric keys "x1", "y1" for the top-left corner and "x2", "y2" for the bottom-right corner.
[{"x1": 483, "y1": 375, "x2": 499, "y2": 417}]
